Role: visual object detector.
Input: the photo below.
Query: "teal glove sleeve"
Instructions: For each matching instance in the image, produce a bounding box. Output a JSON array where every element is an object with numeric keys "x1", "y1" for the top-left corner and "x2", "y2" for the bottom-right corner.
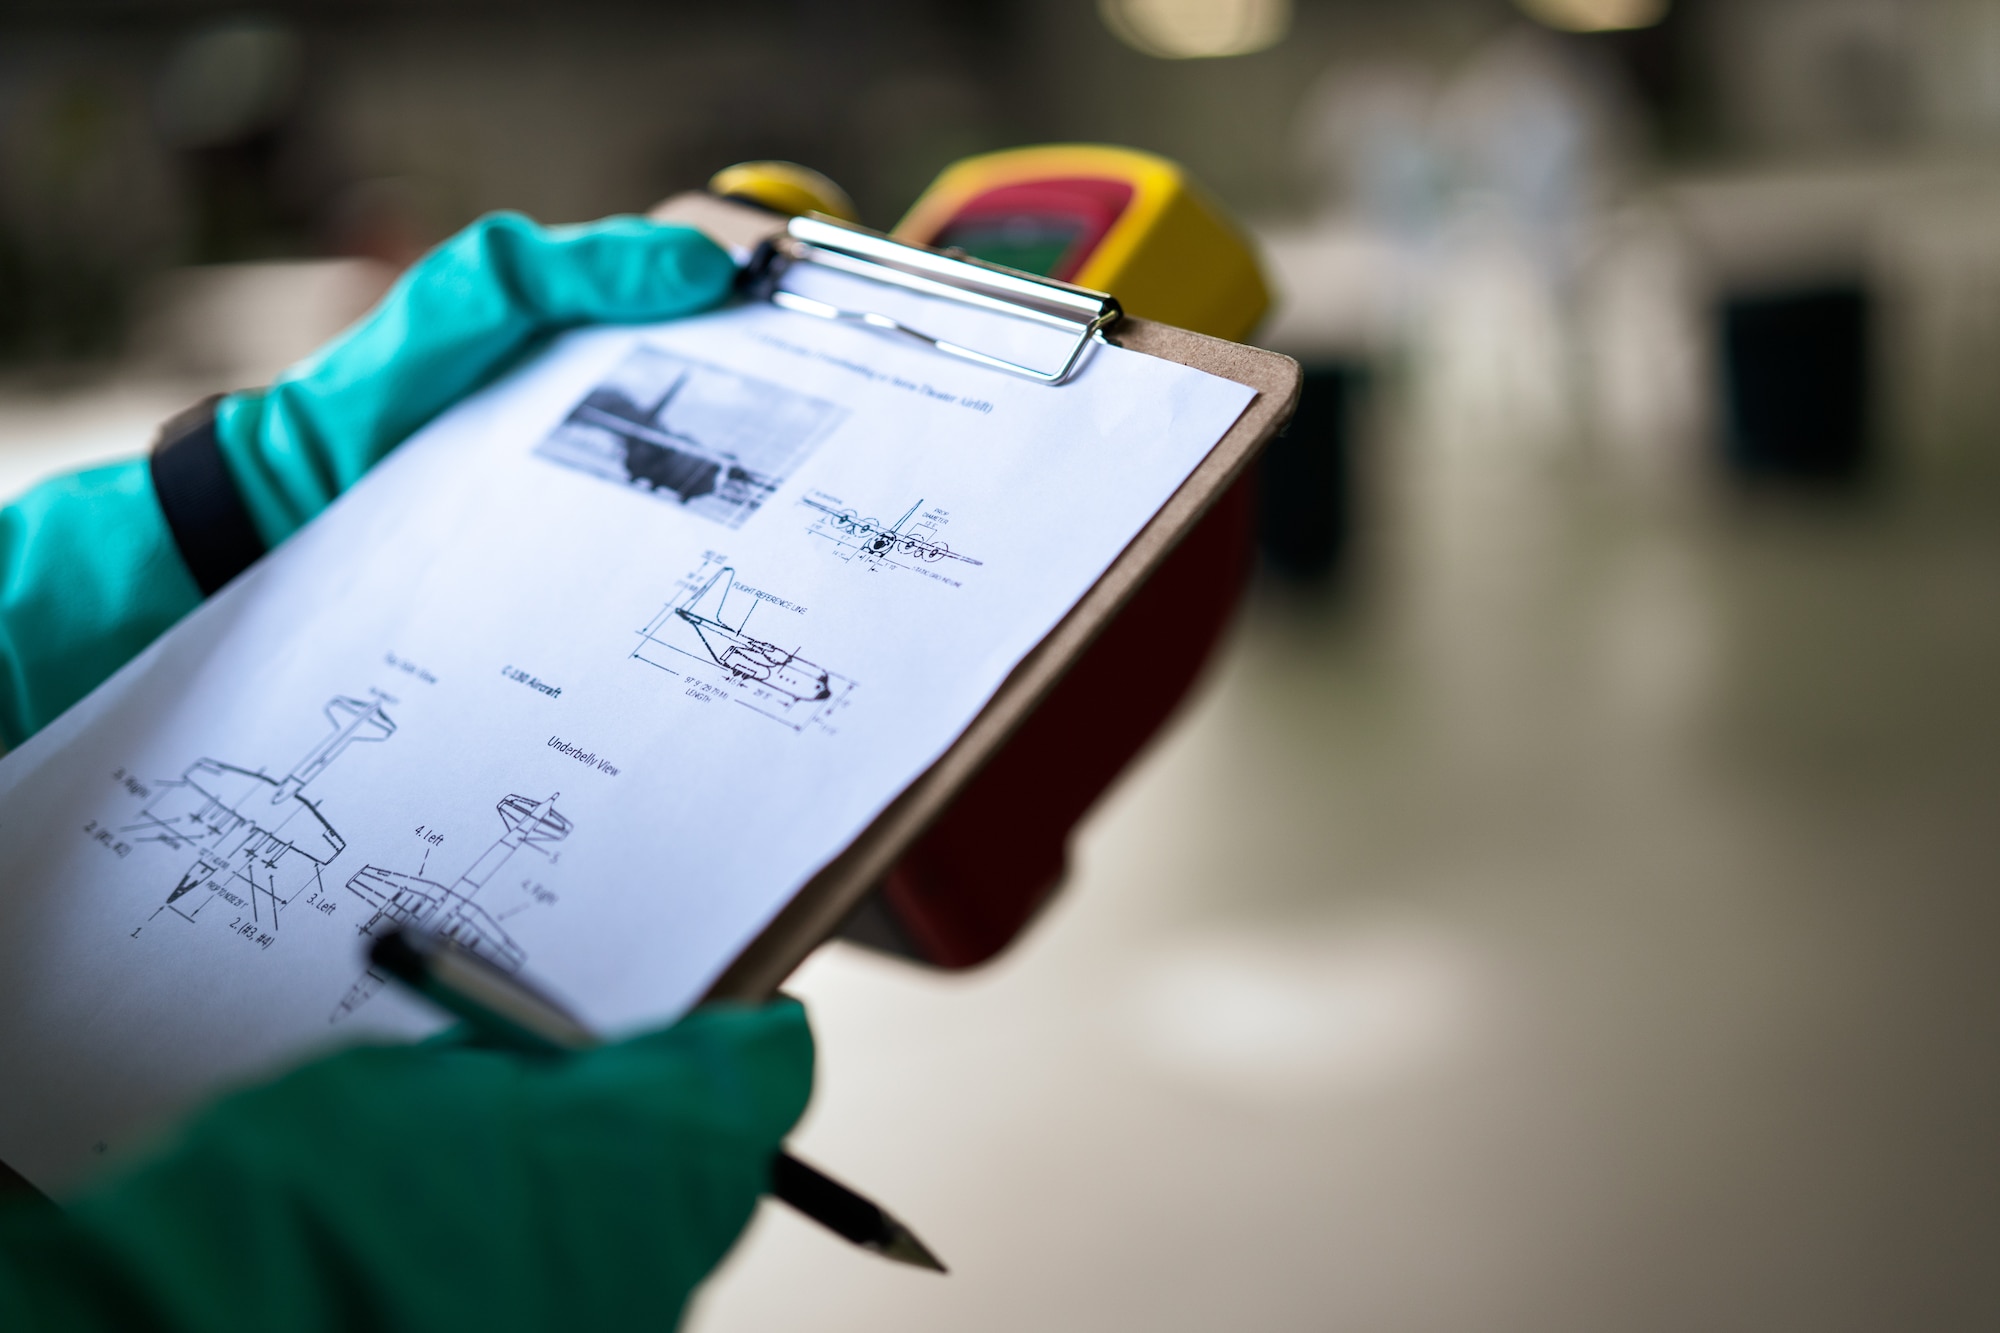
[
  {"x1": 216, "y1": 211, "x2": 736, "y2": 547},
  {"x1": 0, "y1": 463, "x2": 202, "y2": 748},
  {"x1": 0, "y1": 212, "x2": 734, "y2": 748},
  {"x1": 0, "y1": 999, "x2": 812, "y2": 1332}
]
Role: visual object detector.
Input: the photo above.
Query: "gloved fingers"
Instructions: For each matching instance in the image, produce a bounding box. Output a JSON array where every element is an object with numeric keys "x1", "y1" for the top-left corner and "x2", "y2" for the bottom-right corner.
[
  {"x1": 215, "y1": 212, "x2": 736, "y2": 547},
  {"x1": 504, "y1": 1004, "x2": 812, "y2": 1309},
  {"x1": 576, "y1": 997, "x2": 815, "y2": 1149},
  {"x1": 138, "y1": 998, "x2": 812, "y2": 1185},
  {"x1": 60, "y1": 1007, "x2": 812, "y2": 1332},
  {"x1": 295, "y1": 213, "x2": 736, "y2": 399},
  {"x1": 471, "y1": 212, "x2": 740, "y2": 327}
]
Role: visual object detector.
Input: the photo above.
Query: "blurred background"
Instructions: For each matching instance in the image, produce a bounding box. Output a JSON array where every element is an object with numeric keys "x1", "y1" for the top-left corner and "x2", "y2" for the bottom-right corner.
[{"x1": 7, "y1": 0, "x2": 2000, "y2": 1327}]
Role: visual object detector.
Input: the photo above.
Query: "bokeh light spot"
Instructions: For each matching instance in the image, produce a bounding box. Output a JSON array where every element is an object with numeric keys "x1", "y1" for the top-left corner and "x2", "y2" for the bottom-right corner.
[
  {"x1": 1514, "y1": 0, "x2": 1670, "y2": 35},
  {"x1": 1099, "y1": 0, "x2": 1291, "y2": 60}
]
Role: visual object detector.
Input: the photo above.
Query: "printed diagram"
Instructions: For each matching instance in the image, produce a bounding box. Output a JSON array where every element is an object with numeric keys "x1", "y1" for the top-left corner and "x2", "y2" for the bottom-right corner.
[
  {"x1": 633, "y1": 556, "x2": 855, "y2": 732},
  {"x1": 801, "y1": 490, "x2": 982, "y2": 586},
  {"x1": 119, "y1": 698, "x2": 575, "y2": 1017},
  {"x1": 126, "y1": 695, "x2": 395, "y2": 938},
  {"x1": 331, "y1": 792, "x2": 573, "y2": 1021},
  {"x1": 535, "y1": 344, "x2": 846, "y2": 529}
]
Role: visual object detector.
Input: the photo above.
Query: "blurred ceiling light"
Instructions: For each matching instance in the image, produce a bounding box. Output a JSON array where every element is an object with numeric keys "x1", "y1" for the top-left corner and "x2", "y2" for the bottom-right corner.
[
  {"x1": 1514, "y1": 0, "x2": 1669, "y2": 34},
  {"x1": 1099, "y1": 0, "x2": 1291, "y2": 59}
]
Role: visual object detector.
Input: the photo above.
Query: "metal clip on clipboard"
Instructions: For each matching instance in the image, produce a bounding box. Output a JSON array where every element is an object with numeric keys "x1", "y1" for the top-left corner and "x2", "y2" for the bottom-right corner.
[{"x1": 739, "y1": 214, "x2": 1124, "y2": 386}]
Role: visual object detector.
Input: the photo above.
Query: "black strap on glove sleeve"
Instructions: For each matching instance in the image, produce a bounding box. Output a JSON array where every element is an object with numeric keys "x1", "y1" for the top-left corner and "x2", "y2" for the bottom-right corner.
[{"x1": 148, "y1": 395, "x2": 267, "y2": 597}]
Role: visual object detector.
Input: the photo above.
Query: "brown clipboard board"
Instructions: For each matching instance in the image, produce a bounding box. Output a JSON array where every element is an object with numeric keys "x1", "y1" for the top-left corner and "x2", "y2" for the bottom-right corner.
[{"x1": 648, "y1": 192, "x2": 1304, "y2": 1003}]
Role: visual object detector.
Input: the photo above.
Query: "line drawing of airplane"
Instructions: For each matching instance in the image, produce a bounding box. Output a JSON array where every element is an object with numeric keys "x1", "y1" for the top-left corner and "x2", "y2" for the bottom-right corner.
[
  {"x1": 630, "y1": 558, "x2": 856, "y2": 732},
  {"x1": 638, "y1": 564, "x2": 831, "y2": 705},
  {"x1": 332, "y1": 791, "x2": 573, "y2": 1022},
  {"x1": 126, "y1": 695, "x2": 396, "y2": 934},
  {"x1": 802, "y1": 493, "x2": 983, "y2": 569}
]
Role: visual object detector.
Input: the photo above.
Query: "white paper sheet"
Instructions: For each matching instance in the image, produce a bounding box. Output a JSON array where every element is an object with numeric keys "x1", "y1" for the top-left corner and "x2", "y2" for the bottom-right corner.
[{"x1": 0, "y1": 299, "x2": 1253, "y2": 1190}]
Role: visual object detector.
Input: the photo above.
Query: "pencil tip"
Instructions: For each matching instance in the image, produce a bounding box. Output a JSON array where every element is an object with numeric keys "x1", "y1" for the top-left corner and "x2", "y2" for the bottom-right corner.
[{"x1": 874, "y1": 1223, "x2": 949, "y2": 1273}]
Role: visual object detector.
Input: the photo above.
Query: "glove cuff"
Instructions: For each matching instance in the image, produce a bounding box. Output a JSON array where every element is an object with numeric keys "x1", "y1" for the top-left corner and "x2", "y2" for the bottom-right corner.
[{"x1": 148, "y1": 395, "x2": 268, "y2": 597}]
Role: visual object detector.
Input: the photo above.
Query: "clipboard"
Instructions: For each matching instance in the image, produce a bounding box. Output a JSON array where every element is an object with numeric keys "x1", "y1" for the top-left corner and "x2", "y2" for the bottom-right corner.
[
  {"x1": 647, "y1": 192, "x2": 1303, "y2": 1001},
  {"x1": 0, "y1": 195, "x2": 1295, "y2": 1201}
]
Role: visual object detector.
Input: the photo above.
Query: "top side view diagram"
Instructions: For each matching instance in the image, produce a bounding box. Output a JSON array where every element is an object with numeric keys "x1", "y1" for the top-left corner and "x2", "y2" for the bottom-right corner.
[
  {"x1": 534, "y1": 343, "x2": 846, "y2": 530},
  {"x1": 801, "y1": 490, "x2": 983, "y2": 586},
  {"x1": 125, "y1": 694, "x2": 396, "y2": 938}
]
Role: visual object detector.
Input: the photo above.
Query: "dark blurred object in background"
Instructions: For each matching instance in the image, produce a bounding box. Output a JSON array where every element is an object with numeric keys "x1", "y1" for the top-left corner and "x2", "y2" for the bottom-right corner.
[
  {"x1": 1722, "y1": 285, "x2": 1873, "y2": 484},
  {"x1": 1259, "y1": 363, "x2": 1361, "y2": 582},
  {"x1": 0, "y1": 53, "x2": 176, "y2": 361},
  {"x1": 155, "y1": 16, "x2": 324, "y2": 263},
  {"x1": 0, "y1": 0, "x2": 1017, "y2": 370}
]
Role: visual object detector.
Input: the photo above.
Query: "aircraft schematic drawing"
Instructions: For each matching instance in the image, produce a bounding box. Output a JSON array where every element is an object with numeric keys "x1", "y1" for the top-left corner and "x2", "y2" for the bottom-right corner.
[
  {"x1": 802, "y1": 493, "x2": 983, "y2": 572},
  {"x1": 126, "y1": 695, "x2": 396, "y2": 935},
  {"x1": 674, "y1": 564, "x2": 827, "y2": 703},
  {"x1": 631, "y1": 558, "x2": 857, "y2": 731},
  {"x1": 332, "y1": 792, "x2": 573, "y2": 1021}
]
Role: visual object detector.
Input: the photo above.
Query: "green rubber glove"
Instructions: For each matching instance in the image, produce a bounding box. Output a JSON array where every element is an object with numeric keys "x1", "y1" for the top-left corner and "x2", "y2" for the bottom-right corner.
[
  {"x1": 0, "y1": 999, "x2": 812, "y2": 1332},
  {"x1": 214, "y1": 211, "x2": 734, "y2": 549},
  {"x1": 0, "y1": 464, "x2": 204, "y2": 752},
  {"x1": 0, "y1": 212, "x2": 735, "y2": 747}
]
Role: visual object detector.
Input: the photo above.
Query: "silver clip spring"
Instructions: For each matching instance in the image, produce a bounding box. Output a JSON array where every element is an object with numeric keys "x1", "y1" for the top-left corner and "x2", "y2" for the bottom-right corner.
[{"x1": 746, "y1": 215, "x2": 1123, "y2": 386}]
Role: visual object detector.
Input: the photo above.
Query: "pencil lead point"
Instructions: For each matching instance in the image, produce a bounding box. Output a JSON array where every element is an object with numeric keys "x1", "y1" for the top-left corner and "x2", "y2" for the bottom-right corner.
[{"x1": 873, "y1": 1222, "x2": 948, "y2": 1273}]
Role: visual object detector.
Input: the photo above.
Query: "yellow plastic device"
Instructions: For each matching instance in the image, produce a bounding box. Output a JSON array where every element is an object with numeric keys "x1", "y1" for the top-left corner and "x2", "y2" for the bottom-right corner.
[
  {"x1": 707, "y1": 160, "x2": 859, "y2": 224},
  {"x1": 892, "y1": 144, "x2": 1269, "y2": 342}
]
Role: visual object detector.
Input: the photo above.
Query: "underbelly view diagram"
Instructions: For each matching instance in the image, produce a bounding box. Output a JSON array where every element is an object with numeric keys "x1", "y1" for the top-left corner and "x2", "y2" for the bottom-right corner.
[
  {"x1": 333, "y1": 791, "x2": 574, "y2": 1021},
  {"x1": 125, "y1": 694, "x2": 397, "y2": 946}
]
